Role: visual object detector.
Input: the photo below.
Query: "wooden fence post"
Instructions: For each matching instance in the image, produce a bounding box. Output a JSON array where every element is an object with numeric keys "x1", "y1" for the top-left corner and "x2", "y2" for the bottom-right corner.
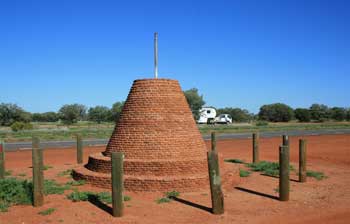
[
  {"x1": 252, "y1": 132, "x2": 259, "y2": 163},
  {"x1": 32, "y1": 137, "x2": 44, "y2": 207},
  {"x1": 76, "y1": 135, "x2": 83, "y2": 164},
  {"x1": 279, "y1": 145, "x2": 290, "y2": 201},
  {"x1": 208, "y1": 150, "x2": 224, "y2": 214},
  {"x1": 299, "y1": 139, "x2": 307, "y2": 183},
  {"x1": 111, "y1": 152, "x2": 124, "y2": 217}
]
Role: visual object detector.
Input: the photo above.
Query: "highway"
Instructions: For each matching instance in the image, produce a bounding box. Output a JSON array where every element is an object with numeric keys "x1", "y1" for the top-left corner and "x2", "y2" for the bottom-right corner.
[{"x1": 3, "y1": 128, "x2": 350, "y2": 151}]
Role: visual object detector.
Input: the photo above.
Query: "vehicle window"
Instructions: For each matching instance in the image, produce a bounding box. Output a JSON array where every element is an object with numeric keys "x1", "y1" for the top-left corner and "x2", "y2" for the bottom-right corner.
[{"x1": 207, "y1": 110, "x2": 211, "y2": 114}]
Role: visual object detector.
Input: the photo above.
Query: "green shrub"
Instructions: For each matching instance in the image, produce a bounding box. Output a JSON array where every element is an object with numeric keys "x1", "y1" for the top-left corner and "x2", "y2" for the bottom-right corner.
[
  {"x1": 0, "y1": 178, "x2": 33, "y2": 212},
  {"x1": 239, "y1": 169, "x2": 251, "y2": 177},
  {"x1": 246, "y1": 161, "x2": 294, "y2": 177},
  {"x1": 96, "y1": 192, "x2": 112, "y2": 204},
  {"x1": 165, "y1": 191, "x2": 180, "y2": 198},
  {"x1": 258, "y1": 103, "x2": 294, "y2": 122},
  {"x1": 44, "y1": 180, "x2": 70, "y2": 195},
  {"x1": 0, "y1": 178, "x2": 72, "y2": 212},
  {"x1": 38, "y1": 208, "x2": 56, "y2": 216},
  {"x1": 10, "y1": 122, "x2": 33, "y2": 132},
  {"x1": 307, "y1": 170, "x2": 326, "y2": 180},
  {"x1": 123, "y1": 195, "x2": 131, "y2": 201},
  {"x1": 156, "y1": 197, "x2": 171, "y2": 204},
  {"x1": 67, "y1": 191, "x2": 92, "y2": 202}
]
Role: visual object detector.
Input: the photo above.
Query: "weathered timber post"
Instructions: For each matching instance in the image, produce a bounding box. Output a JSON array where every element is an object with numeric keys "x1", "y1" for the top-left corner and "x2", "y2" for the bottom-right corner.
[
  {"x1": 279, "y1": 145, "x2": 290, "y2": 201},
  {"x1": 0, "y1": 141, "x2": 5, "y2": 179},
  {"x1": 252, "y1": 132, "x2": 259, "y2": 163},
  {"x1": 32, "y1": 136, "x2": 44, "y2": 207},
  {"x1": 207, "y1": 150, "x2": 224, "y2": 214},
  {"x1": 111, "y1": 152, "x2": 124, "y2": 217},
  {"x1": 211, "y1": 132, "x2": 216, "y2": 151},
  {"x1": 282, "y1": 135, "x2": 289, "y2": 147},
  {"x1": 299, "y1": 139, "x2": 307, "y2": 183},
  {"x1": 76, "y1": 135, "x2": 83, "y2": 164}
]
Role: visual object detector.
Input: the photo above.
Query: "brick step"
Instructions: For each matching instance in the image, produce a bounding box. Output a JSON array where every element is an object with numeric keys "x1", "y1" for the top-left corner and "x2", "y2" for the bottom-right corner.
[
  {"x1": 73, "y1": 166, "x2": 209, "y2": 192},
  {"x1": 85, "y1": 153, "x2": 208, "y2": 176}
]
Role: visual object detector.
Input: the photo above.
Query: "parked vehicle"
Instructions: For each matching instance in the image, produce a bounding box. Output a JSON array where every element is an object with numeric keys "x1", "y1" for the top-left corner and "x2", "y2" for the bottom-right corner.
[
  {"x1": 197, "y1": 107, "x2": 217, "y2": 124},
  {"x1": 214, "y1": 114, "x2": 233, "y2": 124}
]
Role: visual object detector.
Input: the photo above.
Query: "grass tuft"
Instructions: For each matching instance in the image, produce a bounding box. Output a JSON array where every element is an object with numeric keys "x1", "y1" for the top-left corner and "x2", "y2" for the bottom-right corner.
[
  {"x1": 246, "y1": 161, "x2": 294, "y2": 177},
  {"x1": 307, "y1": 170, "x2": 326, "y2": 180},
  {"x1": 43, "y1": 165, "x2": 53, "y2": 171},
  {"x1": 38, "y1": 208, "x2": 56, "y2": 216},
  {"x1": 44, "y1": 180, "x2": 70, "y2": 195},
  {"x1": 156, "y1": 197, "x2": 171, "y2": 204},
  {"x1": 239, "y1": 169, "x2": 251, "y2": 177},
  {"x1": 165, "y1": 191, "x2": 180, "y2": 198}
]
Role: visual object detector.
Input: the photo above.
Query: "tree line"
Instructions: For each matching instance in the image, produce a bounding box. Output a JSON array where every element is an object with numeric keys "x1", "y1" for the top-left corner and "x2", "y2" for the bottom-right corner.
[
  {"x1": 1, "y1": 88, "x2": 349, "y2": 131},
  {"x1": 0, "y1": 102, "x2": 124, "y2": 128},
  {"x1": 183, "y1": 89, "x2": 350, "y2": 123}
]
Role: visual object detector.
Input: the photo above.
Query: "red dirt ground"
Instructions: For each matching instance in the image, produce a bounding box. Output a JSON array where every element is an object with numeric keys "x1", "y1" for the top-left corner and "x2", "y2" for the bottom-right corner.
[{"x1": 1, "y1": 134, "x2": 350, "y2": 224}]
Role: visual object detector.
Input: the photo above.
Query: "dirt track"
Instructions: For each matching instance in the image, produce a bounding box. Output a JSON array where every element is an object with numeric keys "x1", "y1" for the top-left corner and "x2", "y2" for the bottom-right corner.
[{"x1": 1, "y1": 134, "x2": 350, "y2": 224}]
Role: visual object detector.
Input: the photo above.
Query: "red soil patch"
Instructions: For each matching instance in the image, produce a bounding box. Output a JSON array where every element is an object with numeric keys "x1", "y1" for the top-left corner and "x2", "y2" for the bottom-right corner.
[{"x1": 1, "y1": 134, "x2": 350, "y2": 224}]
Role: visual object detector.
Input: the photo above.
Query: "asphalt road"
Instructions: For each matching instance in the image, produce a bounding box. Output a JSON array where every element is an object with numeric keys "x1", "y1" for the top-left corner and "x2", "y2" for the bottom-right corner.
[{"x1": 4, "y1": 129, "x2": 350, "y2": 151}]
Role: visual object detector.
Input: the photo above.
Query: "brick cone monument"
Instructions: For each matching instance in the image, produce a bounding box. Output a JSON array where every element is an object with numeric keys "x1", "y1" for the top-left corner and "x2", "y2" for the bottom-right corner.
[{"x1": 73, "y1": 78, "x2": 209, "y2": 192}]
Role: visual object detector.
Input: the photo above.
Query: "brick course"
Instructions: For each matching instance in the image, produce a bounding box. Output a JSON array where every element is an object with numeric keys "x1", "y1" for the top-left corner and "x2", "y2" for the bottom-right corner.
[{"x1": 73, "y1": 79, "x2": 209, "y2": 192}]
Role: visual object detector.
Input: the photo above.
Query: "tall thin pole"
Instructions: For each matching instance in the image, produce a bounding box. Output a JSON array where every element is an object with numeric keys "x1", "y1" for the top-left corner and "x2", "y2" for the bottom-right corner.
[{"x1": 154, "y1": 32, "x2": 158, "y2": 79}]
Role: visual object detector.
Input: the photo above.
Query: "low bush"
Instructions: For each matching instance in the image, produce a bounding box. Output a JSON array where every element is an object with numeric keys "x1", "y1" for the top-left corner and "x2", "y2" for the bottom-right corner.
[
  {"x1": 10, "y1": 122, "x2": 33, "y2": 132},
  {"x1": 0, "y1": 178, "x2": 72, "y2": 212},
  {"x1": 0, "y1": 178, "x2": 32, "y2": 212},
  {"x1": 67, "y1": 191, "x2": 92, "y2": 202},
  {"x1": 246, "y1": 161, "x2": 294, "y2": 177}
]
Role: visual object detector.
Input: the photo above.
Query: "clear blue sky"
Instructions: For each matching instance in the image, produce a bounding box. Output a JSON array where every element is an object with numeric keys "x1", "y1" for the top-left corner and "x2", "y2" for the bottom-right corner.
[{"x1": 0, "y1": 0, "x2": 349, "y2": 113}]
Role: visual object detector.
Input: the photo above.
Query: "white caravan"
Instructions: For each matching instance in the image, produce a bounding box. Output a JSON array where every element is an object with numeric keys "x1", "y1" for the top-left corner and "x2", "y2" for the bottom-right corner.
[{"x1": 197, "y1": 107, "x2": 217, "y2": 124}]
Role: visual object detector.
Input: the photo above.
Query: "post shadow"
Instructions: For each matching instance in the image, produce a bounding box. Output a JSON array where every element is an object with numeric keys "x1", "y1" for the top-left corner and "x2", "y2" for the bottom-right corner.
[
  {"x1": 88, "y1": 195, "x2": 113, "y2": 215},
  {"x1": 170, "y1": 196, "x2": 212, "y2": 213},
  {"x1": 260, "y1": 173, "x2": 300, "y2": 183},
  {"x1": 235, "y1": 187, "x2": 279, "y2": 200}
]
